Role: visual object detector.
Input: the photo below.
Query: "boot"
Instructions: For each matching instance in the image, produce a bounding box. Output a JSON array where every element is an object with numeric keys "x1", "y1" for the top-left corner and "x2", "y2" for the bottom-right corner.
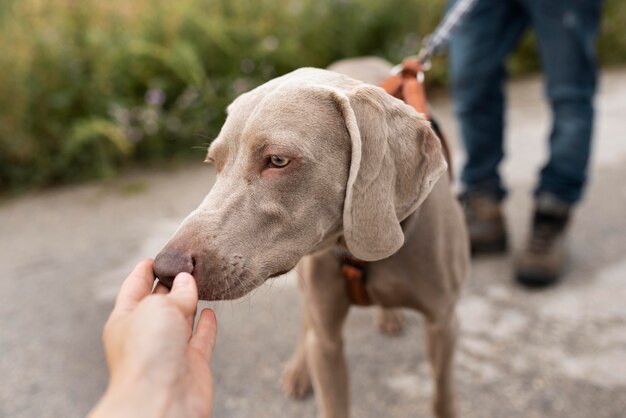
[
  {"x1": 516, "y1": 194, "x2": 571, "y2": 287},
  {"x1": 458, "y1": 191, "x2": 508, "y2": 255}
]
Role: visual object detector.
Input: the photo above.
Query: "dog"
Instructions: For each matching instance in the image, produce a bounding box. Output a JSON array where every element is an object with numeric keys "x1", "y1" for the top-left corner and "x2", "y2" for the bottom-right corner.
[{"x1": 153, "y1": 59, "x2": 469, "y2": 418}]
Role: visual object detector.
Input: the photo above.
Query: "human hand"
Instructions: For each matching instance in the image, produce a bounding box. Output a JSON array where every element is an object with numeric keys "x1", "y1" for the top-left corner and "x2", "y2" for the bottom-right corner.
[{"x1": 90, "y1": 259, "x2": 217, "y2": 418}]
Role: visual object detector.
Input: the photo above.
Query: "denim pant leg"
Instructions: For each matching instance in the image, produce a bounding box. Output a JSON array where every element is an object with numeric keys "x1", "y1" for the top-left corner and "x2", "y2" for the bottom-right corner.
[
  {"x1": 449, "y1": 0, "x2": 529, "y2": 200},
  {"x1": 525, "y1": 0, "x2": 602, "y2": 204}
]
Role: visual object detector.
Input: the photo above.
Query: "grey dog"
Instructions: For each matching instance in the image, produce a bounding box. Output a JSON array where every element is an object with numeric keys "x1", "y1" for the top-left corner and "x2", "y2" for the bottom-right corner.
[{"x1": 154, "y1": 58, "x2": 470, "y2": 418}]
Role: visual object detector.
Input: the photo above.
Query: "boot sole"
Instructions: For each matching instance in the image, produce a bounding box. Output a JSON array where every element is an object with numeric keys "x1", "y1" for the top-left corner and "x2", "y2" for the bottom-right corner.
[{"x1": 471, "y1": 237, "x2": 508, "y2": 256}]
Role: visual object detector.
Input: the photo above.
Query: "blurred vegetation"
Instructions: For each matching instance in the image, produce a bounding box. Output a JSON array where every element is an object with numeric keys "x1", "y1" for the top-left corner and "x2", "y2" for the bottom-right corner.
[{"x1": 1, "y1": 0, "x2": 625, "y2": 193}]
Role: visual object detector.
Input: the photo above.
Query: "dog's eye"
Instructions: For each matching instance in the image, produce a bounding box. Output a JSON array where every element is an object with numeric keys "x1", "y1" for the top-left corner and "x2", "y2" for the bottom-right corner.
[{"x1": 269, "y1": 155, "x2": 290, "y2": 168}]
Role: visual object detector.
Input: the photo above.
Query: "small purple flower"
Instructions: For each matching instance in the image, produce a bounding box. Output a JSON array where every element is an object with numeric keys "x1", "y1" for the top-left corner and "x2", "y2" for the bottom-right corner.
[{"x1": 145, "y1": 88, "x2": 166, "y2": 107}]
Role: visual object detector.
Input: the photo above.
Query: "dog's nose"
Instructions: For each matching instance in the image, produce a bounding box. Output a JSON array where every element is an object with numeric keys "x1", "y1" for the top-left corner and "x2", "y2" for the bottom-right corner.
[{"x1": 153, "y1": 251, "x2": 195, "y2": 289}]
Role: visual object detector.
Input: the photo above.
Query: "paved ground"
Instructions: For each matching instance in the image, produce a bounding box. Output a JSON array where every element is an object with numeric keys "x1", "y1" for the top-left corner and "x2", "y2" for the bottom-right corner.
[{"x1": 1, "y1": 69, "x2": 626, "y2": 418}]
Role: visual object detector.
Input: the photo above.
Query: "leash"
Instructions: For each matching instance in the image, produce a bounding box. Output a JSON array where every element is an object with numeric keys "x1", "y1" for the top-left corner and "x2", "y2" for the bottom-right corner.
[
  {"x1": 378, "y1": 0, "x2": 481, "y2": 177},
  {"x1": 341, "y1": 66, "x2": 452, "y2": 306},
  {"x1": 415, "y1": 0, "x2": 479, "y2": 66},
  {"x1": 340, "y1": 0, "x2": 478, "y2": 306},
  {"x1": 378, "y1": 59, "x2": 453, "y2": 179},
  {"x1": 342, "y1": 64, "x2": 451, "y2": 306}
]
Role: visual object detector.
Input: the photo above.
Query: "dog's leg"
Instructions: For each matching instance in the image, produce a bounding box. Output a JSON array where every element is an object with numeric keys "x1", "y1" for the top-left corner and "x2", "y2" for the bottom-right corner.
[
  {"x1": 425, "y1": 310, "x2": 459, "y2": 418},
  {"x1": 300, "y1": 253, "x2": 351, "y2": 418},
  {"x1": 306, "y1": 292, "x2": 350, "y2": 418},
  {"x1": 374, "y1": 307, "x2": 405, "y2": 335},
  {"x1": 282, "y1": 272, "x2": 313, "y2": 399}
]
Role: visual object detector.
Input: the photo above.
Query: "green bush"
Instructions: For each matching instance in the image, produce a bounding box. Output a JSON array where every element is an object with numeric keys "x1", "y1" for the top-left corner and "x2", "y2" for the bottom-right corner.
[{"x1": 0, "y1": 0, "x2": 624, "y2": 192}]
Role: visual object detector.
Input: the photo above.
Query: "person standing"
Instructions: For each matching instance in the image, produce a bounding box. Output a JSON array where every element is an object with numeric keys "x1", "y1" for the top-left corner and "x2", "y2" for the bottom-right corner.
[{"x1": 449, "y1": 0, "x2": 603, "y2": 286}]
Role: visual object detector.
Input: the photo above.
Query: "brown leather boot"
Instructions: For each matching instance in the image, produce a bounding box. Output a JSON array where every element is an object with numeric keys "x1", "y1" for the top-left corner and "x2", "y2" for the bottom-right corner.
[
  {"x1": 516, "y1": 194, "x2": 571, "y2": 287},
  {"x1": 458, "y1": 192, "x2": 508, "y2": 255}
]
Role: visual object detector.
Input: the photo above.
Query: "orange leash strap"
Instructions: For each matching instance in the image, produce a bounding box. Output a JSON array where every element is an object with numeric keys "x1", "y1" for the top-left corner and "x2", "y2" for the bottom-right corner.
[
  {"x1": 379, "y1": 58, "x2": 453, "y2": 179},
  {"x1": 379, "y1": 58, "x2": 429, "y2": 116}
]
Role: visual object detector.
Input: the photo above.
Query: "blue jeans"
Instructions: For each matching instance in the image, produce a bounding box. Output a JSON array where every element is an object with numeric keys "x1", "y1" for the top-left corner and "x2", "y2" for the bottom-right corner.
[{"x1": 449, "y1": 0, "x2": 602, "y2": 204}]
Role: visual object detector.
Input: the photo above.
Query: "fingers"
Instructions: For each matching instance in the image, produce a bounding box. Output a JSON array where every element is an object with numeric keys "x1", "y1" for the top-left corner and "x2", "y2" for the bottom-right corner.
[
  {"x1": 190, "y1": 309, "x2": 217, "y2": 363},
  {"x1": 113, "y1": 259, "x2": 156, "y2": 313},
  {"x1": 152, "y1": 281, "x2": 170, "y2": 295},
  {"x1": 165, "y1": 272, "x2": 199, "y2": 319}
]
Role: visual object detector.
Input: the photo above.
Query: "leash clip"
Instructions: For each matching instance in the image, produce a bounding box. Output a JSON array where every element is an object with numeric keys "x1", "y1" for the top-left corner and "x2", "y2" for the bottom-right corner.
[
  {"x1": 390, "y1": 63, "x2": 403, "y2": 76},
  {"x1": 390, "y1": 54, "x2": 431, "y2": 83}
]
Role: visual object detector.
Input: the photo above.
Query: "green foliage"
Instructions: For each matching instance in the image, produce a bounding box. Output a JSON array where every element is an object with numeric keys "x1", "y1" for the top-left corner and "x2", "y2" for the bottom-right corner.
[
  {"x1": 0, "y1": 0, "x2": 624, "y2": 192},
  {"x1": 600, "y1": 0, "x2": 626, "y2": 65}
]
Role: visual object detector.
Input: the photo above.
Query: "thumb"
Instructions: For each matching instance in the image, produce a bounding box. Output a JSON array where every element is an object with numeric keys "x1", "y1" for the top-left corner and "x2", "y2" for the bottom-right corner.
[{"x1": 166, "y1": 272, "x2": 199, "y2": 319}]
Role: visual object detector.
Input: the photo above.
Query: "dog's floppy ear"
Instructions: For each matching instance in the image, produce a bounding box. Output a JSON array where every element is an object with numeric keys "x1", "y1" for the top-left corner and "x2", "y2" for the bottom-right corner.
[{"x1": 333, "y1": 85, "x2": 447, "y2": 261}]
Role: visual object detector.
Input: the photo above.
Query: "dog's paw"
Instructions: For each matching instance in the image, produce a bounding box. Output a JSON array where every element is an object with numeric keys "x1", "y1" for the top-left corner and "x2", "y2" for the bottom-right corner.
[
  {"x1": 375, "y1": 308, "x2": 405, "y2": 336},
  {"x1": 281, "y1": 360, "x2": 313, "y2": 400}
]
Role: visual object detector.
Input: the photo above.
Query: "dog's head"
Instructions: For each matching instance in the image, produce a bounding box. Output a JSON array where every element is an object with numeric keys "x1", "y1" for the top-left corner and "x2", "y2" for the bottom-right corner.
[{"x1": 153, "y1": 68, "x2": 446, "y2": 300}]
